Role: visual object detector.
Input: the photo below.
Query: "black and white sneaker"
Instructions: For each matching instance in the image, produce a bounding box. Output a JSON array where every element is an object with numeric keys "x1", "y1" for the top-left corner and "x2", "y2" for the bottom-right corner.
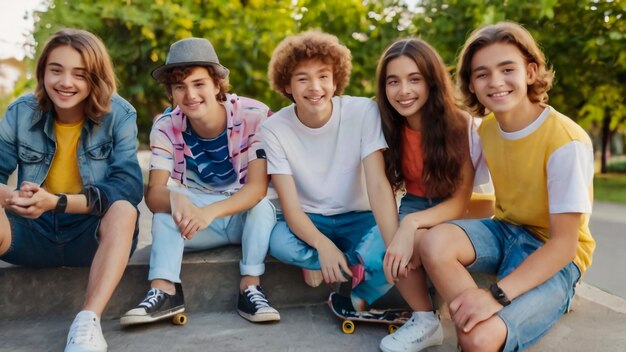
[
  {"x1": 120, "y1": 283, "x2": 185, "y2": 326},
  {"x1": 237, "y1": 285, "x2": 280, "y2": 323}
]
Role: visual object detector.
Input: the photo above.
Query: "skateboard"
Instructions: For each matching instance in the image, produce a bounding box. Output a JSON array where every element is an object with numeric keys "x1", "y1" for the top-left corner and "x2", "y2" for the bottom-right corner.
[
  {"x1": 171, "y1": 312, "x2": 188, "y2": 325},
  {"x1": 328, "y1": 292, "x2": 411, "y2": 334}
]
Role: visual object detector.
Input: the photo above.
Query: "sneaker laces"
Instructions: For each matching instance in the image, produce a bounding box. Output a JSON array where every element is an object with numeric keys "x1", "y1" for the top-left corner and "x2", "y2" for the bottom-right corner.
[
  {"x1": 245, "y1": 286, "x2": 270, "y2": 309},
  {"x1": 138, "y1": 288, "x2": 165, "y2": 309},
  {"x1": 69, "y1": 314, "x2": 98, "y2": 345}
]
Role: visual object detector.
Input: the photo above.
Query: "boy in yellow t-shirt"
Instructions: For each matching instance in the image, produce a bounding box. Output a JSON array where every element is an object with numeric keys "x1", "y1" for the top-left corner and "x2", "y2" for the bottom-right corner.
[{"x1": 419, "y1": 22, "x2": 594, "y2": 352}]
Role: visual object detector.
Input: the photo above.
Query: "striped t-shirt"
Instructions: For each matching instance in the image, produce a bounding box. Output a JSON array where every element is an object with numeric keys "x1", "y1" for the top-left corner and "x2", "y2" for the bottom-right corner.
[
  {"x1": 183, "y1": 126, "x2": 237, "y2": 192},
  {"x1": 149, "y1": 93, "x2": 271, "y2": 193}
]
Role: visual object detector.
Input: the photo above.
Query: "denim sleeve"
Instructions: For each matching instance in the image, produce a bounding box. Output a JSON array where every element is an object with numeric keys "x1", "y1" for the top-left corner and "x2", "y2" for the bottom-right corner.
[
  {"x1": 0, "y1": 104, "x2": 19, "y2": 185},
  {"x1": 87, "y1": 110, "x2": 144, "y2": 215}
]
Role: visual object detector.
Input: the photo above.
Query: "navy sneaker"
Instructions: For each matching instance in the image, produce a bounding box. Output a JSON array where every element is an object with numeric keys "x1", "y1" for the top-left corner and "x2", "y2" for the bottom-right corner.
[
  {"x1": 120, "y1": 283, "x2": 185, "y2": 326},
  {"x1": 237, "y1": 285, "x2": 280, "y2": 323}
]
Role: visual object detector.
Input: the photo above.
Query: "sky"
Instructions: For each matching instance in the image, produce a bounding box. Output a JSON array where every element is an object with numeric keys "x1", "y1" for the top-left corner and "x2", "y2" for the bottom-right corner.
[{"x1": 0, "y1": 0, "x2": 46, "y2": 60}]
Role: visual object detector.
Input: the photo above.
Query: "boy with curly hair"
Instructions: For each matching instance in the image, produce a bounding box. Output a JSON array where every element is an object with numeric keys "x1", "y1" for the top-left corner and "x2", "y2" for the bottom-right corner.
[{"x1": 262, "y1": 31, "x2": 398, "y2": 310}]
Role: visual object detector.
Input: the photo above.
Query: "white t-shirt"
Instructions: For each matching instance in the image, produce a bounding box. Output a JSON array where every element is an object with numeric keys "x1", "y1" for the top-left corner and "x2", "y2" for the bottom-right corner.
[
  {"x1": 261, "y1": 96, "x2": 387, "y2": 215},
  {"x1": 468, "y1": 115, "x2": 493, "y2": 194}
]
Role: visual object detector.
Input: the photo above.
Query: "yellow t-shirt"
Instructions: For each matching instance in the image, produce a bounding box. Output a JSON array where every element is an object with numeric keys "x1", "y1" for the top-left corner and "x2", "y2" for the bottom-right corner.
[
  {"x1": 478, "y1": 108, "x2": 595, "y2": 274},
  {"x1": 44, "y1": 120, "x2": 84, "y2": 194}
]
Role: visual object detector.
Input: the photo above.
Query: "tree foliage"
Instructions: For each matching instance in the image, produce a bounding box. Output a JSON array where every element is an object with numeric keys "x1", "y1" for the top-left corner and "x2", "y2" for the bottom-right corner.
[{"x1": 9, "y1": 0, "x2": 626, "y2": 171}]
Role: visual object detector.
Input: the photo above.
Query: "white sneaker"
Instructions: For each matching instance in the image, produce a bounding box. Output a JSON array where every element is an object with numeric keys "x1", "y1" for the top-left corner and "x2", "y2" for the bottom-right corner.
[
  {"x1": 65, "y1": 310, "x2": 108, "y2": 352},
  {"x1": 379, "y1": 311, "x2": 443, "y2": 352}
]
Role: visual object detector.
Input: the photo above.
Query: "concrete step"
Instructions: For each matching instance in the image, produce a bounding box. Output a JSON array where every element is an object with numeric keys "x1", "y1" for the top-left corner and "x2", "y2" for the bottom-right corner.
[
  {"x1": 0, "y1": 198, "x2": 483, "y2": 321},
  {"x1": 0, "y1": 245, "x2": 333, "y2": 320},
  {"x1": 0, "y1": 198, "x2": 337, "y2": 320}
]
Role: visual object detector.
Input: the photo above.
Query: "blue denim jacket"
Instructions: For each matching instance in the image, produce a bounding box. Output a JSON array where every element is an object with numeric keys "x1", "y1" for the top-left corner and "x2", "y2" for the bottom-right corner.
[{"x1": 0, "y1": 93, "x2": 143, "y2": 215}]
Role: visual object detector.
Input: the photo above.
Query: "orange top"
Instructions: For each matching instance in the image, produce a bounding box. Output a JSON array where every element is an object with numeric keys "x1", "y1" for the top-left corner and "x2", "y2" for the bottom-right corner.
[{"x1": 402, "y1": 126, "x2": 426, "y2": 196}]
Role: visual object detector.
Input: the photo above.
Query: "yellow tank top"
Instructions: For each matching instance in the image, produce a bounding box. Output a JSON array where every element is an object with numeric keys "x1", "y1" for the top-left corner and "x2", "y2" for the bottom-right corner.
[{"x1": 45, "y1": 120, "x2": 84, "y2": 194}]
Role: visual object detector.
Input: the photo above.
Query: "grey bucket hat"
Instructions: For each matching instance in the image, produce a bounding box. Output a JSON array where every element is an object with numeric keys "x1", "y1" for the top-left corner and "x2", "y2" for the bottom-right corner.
[{"x1": 151, "y1": 38, "x2": 229, "y2": 80}]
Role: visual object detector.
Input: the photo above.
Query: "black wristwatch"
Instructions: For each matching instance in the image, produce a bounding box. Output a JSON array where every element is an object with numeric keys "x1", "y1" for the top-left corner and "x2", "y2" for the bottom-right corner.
[
  {"x1": 489, "y1": 283, "x2": 511, "y2": 306},
  {"x1": 55, "y1": 194, "x2": 68, "y2": 214}
]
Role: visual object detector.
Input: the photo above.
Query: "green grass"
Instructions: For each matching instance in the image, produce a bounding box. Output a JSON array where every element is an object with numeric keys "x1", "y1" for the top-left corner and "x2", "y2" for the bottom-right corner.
[{"x1": 594, "y1": 173, "x2": 626, "y2": 204}]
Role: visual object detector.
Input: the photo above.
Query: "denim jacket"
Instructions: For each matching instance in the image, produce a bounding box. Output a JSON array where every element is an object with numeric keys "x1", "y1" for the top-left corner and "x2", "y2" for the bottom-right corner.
[{"x1": 0, "y1": 93, "x2": 143, "y2": 215}]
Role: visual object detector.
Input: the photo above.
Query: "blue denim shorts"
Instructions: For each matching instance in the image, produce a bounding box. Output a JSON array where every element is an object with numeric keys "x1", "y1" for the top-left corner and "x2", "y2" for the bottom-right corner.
[
  {"x1": 1, "y1": 210, "x2": 138, "y2": 267},
  {"x1": 450, "y1": 218, "x2": 581, "y2": 352},
  {"x1": 398, "y1": 193, "x2": 444, "y2": 221}
]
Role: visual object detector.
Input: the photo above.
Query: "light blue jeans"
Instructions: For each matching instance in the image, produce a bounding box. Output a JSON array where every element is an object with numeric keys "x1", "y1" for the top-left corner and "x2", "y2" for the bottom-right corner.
[
  {"x1": 269, "y1": 211, "x2": 391, "y2": 305},
  {"x1": 451, "y1": 218, "x2": 581, "y2": 352},
  {"x1": 149, "y1": 190, "x2": 276, "y2": 283}
]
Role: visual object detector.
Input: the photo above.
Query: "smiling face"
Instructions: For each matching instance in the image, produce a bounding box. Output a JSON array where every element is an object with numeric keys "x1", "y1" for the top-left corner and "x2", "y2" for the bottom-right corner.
[
  {"x1": 384, "y1": 55, "x2": 429, "y2": 127},
  {"x1": 469, "y1": 42, "x2": 537, "y2": 120},
  {"x1": 170, "y1": 66, "x2": 222, "y2": 123},
  {"x1": 285, "y1": 59, "x2": 337, "y2": 125},
  {"x1": 43, "y1": 45, "x2": 91, "y2": 122}
]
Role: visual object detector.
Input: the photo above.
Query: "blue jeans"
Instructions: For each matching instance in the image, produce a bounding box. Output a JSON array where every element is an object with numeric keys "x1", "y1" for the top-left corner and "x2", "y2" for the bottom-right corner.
[
  {"x1": 1, "y1": 210, "x2": 138, "y2": 267},
  {"x1": 451, "y1": 218, "x2": 581, "y2": 352},
  {"x1": 148, "y1": 190, "x2": 276, "y2": 282},
  {"x1": 269, "y1": 211, "x2": 391, "y2": 304}
]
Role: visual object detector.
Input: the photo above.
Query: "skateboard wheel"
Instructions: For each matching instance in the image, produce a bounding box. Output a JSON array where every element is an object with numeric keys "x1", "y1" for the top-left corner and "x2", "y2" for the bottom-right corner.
[
  {"x1": 388, "y1": 324, "x2": 399, "y2": 334},
  {"x1": 341, "y1": 320, "x2": 355, "y2": 334},
  {"x1": 172, "y1": 313, "x2": 188, "y2": 326}
]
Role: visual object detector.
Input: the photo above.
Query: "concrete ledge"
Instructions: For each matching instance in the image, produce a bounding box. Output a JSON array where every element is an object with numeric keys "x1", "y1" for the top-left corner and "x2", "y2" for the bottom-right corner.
[
  {"x1": 575, "y1": 282, "x2": 626, "y2": 314},
  {"x1": 0, "y1": 246, "x2": 331, "y2": 320}
]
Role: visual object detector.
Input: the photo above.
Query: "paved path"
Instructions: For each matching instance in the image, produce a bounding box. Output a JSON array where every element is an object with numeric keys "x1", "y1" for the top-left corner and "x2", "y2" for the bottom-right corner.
[
  {"x1": 585, "y1": 201, "x2": 626, "y2": 299},
  {"x1": 1, "y1": 293, "x2": 625, "y2": 352}
]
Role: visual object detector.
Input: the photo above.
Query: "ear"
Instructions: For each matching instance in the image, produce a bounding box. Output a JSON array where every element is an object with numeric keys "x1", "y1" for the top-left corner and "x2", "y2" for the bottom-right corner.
[
  {"x1": 285, "y1": 84, "x2": 292, "y2": 95},
  {"x1": 468, "y1": 81, "x2": 475, "y2": 94},
  {"x1": 526, "y1": 62, "x2": 538, "y2": 84}
]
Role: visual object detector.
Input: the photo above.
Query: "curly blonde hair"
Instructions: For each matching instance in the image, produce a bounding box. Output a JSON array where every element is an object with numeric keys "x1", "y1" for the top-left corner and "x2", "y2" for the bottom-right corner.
[
  {"x1": 268, "y1": 30, "x2": 352, "y2": 102},
  {"x1": 457, "y1": 21, "x2": 554, "y2": 116}
]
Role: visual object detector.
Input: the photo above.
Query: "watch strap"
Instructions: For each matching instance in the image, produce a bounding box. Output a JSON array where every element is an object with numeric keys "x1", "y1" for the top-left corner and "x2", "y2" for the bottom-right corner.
[
  {"x1": 55, "y1": 194, "x2": 68, "y2": 214},
  {"x1": 489, "y1": 283, "x2": 511, "y2": 306}
]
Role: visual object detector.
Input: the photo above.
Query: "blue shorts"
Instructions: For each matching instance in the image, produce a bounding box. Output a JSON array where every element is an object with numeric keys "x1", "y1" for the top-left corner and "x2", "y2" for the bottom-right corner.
[
  {"x1": 450, "y1": 218, "x2": 580, "y2": 352},
  {"x1": 398, "y1": 193, "x2": 444, "y2": 221},
  {"x1": 1, "y1": 210, "x2": 138, "y2": 267}
]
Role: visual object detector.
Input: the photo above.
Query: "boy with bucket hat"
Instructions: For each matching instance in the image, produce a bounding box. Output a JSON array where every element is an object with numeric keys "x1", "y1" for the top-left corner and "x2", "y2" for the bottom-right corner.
[{"x1": 121, "y1": 37, "x2": 280, "y2": 325}]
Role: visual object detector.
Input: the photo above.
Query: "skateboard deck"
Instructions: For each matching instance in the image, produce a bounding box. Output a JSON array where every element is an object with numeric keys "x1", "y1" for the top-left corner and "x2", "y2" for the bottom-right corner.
[
  {"x1": 120, "y1": 309, "x2": 187, "y2": 327},
  {"x1": 328, "y1": 292, "x2": 411, "y2": 334}
]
